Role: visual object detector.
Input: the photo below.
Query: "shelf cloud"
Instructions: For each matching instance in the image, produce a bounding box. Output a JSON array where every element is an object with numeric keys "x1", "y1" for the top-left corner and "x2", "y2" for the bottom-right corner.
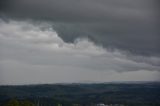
[
  {"x1": 0, "y1": 0, "x2": 159, "y2": 84},
  {"x1": 0, "y1": 19, "x2": 159, "y2": 84},
  {"x1": 0, "y1": 0, "x2": 159, "y2": 56}
]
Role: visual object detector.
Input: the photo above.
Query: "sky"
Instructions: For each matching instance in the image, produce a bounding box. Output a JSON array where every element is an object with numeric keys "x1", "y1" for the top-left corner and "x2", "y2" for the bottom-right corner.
[{"x1": 0, "y1": 0, "x2": 160, "y2": 85}]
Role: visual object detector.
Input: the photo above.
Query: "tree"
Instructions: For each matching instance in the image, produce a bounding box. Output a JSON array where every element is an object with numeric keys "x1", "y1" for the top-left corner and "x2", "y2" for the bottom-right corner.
[
  {"x1": 5, "y1": 99, "x2": 19, "y2": 106},
  {"x1": 5, "y1": 99, "x2": 35, "y2": 106},
  {"x1": 20, "y1": 100, "x2": 35, "y2": 106}
]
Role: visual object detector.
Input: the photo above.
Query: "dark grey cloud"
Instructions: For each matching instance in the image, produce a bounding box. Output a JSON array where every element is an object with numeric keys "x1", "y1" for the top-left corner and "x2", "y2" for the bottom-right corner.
[
  {"x1": 53, "y1": 23, "x2": 160, "y2": 57},
  {"x1": 0, "y1": 0, "x2": 158, "y2": 22},
  {"x1": 0, "y1": 0, "x2": 159, "y2": 57}
]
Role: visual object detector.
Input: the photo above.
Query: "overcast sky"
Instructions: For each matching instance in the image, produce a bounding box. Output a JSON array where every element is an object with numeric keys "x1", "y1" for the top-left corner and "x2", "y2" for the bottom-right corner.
[{"x1": 0, "y1": 0, "x2": 160, "y2": 85}]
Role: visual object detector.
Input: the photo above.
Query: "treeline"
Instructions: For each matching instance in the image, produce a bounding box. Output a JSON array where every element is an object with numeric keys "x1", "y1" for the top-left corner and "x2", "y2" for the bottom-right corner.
[
  {"x1": 2, "y1": 98, "x2": 79, "y2": 106},
  {"x1": 2, "y1": 98, "x2": 160, "y2": 106},
  {"x1": 3, "y1": 99, "x2": 35, "y2": 106}
]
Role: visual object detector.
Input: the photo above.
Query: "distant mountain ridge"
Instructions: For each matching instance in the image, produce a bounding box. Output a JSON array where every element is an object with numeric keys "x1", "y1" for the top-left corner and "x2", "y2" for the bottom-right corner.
[{"x1": 1, "y1": 81, "x2": 160, "y2": 86}]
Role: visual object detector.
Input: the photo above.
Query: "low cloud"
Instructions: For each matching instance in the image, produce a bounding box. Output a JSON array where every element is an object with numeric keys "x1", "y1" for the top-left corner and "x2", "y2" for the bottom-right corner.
[{"x1": 0, "y1": 19, "x2": 159, "y2": 84}]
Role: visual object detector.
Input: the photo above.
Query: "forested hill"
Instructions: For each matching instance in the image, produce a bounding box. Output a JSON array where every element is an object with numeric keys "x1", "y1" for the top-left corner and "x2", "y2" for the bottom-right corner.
[{"x1": 0, "y1": 82, "x2": 160, "y2": 106}]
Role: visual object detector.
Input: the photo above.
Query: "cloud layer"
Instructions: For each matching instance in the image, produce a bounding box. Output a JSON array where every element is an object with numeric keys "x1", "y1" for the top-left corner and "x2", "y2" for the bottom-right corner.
[
  {"x1": 0, "y1": 0, "x2": 160, "y2": 84},
  {"x1": 0, "y1": 19, "x2": 159, "y2": 84},
  {"x1": 0, "y1": 0, "x2": 159, "y2": 56}
]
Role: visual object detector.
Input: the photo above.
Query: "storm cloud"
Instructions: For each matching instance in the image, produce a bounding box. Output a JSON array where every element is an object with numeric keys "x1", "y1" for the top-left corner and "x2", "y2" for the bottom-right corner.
[
  {"x1": 0, "y1": 19, "x2": 159, "y2": 84},
  {"x1": 0, "y1": 0, "x2": 160, "y2": 56},
  {"x1": 0, "y1": 0, "x2": 160, "y2": 84}
]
